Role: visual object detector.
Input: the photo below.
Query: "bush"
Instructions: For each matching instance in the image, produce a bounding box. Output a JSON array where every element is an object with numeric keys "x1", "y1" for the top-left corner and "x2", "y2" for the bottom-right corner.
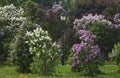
[
  {"x1": 88, "y1": 22, "x2": 120, "y2": 60},
  {"x1": 73, "y1": 14, "x2": 120, "y2": 60},
  {"x1": 26, "y1": 27, "x2": 60, "y2": 75},
  {"x1": 71, "y1": 30, "x2": 102, "y2": 76},
  {"x1": 0, "y1": 4, "x2": 25, "y2": 65},
  {"x1": 12, "y1": 28, "x2": 33, "y2": 73}
]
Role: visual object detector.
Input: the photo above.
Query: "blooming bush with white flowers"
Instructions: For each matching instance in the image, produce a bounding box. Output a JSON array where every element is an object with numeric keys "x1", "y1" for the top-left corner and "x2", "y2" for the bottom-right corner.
[
  {"x1": 0, "y1": 4, "x2": 25, "y2": 65},
  {"x1": 26, "y1": 27, "x2": 60, "y2": 75},
  {"x1": 0, "y1": 4, "x2": 26, "y2": 29}
]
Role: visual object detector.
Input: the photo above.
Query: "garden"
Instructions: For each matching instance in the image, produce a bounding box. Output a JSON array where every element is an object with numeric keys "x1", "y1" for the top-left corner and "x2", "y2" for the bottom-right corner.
[{"x1": 0, "y1": 0, "x2": 120, "y2": 78}]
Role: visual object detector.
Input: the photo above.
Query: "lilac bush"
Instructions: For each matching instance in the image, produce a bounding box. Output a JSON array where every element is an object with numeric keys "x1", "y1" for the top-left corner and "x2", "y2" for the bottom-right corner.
[
  {"x1": 73, "y1": 14, "x2": 111, "y2": 30},
  {"x1": 73, "y1": 13, "x2": 120, "y2": 60},
  {"x1": 26, "y1": 27, "x2": 60, "y2": 75},
  {"x1": 71, "y1": 29, "x2": 101, "y2": 76}
]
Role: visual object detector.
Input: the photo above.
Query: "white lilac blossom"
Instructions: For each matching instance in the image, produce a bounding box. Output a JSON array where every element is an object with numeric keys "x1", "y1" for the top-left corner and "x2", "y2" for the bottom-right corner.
[
  {"x1": 73, "y1": 14, "x2": 110, "y2": 30},
  {"x1": 26, "y1": 27, "x2": 59, "y2": 57},
  {"x1": 0, "y1": 4, "x2": 26, "y2": 29},
  {"x1": 26, "y1": 27, "x2": 59, "y2": 74}
]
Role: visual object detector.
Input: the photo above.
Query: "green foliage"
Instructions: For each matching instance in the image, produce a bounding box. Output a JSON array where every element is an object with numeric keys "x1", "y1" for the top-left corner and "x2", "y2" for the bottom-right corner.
[
  {"x1": 12, "y1": 28, "x2": 33, "y2": 73},
  {"x1": 112, "y1": 43, "x2": 120, "y2": 73},
  {"x1": 73, "y1": 0, "x2": 120, "y2": 19},
  {"x1": 88, "y1": 22, "x2": 120, "y2": 60},
  {"x1": 0, "y1": 19, "x2": 12, "y2": 65},
  {"x1": 31, "y1": 0, "x2": 60, "y2": 8},
  {"x1": 24, "y1": 1, "x2": 47, "y2": 24},
  {"x1": 112, "y1": 43, "x2": 120, "y2": 65},
  {"x1": 0, "y1": 0, "x2": 25, "y2": 7}
]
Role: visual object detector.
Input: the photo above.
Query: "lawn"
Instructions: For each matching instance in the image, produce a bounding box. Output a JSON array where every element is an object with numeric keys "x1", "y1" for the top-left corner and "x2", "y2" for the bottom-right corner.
[{"x1": 0, "y1": 64, "x2": 120, "y2": 78}]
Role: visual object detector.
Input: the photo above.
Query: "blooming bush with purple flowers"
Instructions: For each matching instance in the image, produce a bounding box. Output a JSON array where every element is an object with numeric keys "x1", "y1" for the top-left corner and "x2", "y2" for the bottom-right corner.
[
  {"x1": 73, "y1": 13, "x2": 120, "y2": 60},
  {"x1": 71, "y1": 29, "x2": 102, "y2": 76},
  {"x1": 73, "y1": 14, "x2": 111, "y2": 30}
]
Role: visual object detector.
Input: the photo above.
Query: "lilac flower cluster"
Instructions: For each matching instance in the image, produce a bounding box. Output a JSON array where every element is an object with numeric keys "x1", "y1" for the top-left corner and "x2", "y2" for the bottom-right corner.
[
  {"x1": 85, "y1": 45, "x2": 100, "y2": 63},
  {"x1": 113, "y1": 24, "x2": 120, "y2": 28},
  {"x1": 73, "y1": 14, "x2": 110, "y2": 30},
  {"x1": 111, "y1": 13, "x2": 120, "y2": 28},
  {"x1": 78, "y1": 30, "x2": 96, "y2": 43},
  {"x1": 71, "y1": 30, "x2": 100, "y2": 68},
  {"x1": 114, "y1": 13, "x2": 120, "y2": 23},
  {"x1": 51, "y1": 4, "x2": 63, "y2": 13}
]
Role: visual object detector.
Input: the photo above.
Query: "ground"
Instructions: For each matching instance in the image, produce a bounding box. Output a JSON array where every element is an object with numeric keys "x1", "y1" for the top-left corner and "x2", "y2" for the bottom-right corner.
[{"x1": 0, "y1": 63, "x2": 120, "y2": 78}]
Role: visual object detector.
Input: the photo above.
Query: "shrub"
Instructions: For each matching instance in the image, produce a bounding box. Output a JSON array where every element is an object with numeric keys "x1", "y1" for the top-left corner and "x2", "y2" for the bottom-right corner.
[
  {"x1": 26, "y1": 27, "x2": 60, "y2": 75},
  {"x1": 12, "y1": 28, "x2": 33, "y2": 73},
  {"x1": 71, "y1": 30, "x2": 102, "y2": 76},
  {"x1": 0, "y1": 4, "x2": 25, "y2": 65},
  {"x1": 73, "y1": 14, "x2": 120, "y2": 60}
]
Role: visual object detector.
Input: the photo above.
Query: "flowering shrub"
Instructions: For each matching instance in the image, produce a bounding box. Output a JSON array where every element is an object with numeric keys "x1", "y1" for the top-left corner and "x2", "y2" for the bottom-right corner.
[
  {"x1": 0, "y1": 4, "x2": 26, "y2": 29},
  {"x1": 26, "y1": 27, "x2": 60, "y2": 75},
  {"x1": 73, "y1": 14, "x2": 111, "y2": 30},
  {"x1": 12, "y1": 28, "x2": 33, "y2": 73},
  {"x1": 72, "y1": 30, "x2": 102, "y2": 76},
  {"x1": 73, "y1": 13, "x2": 120, "y2": 60},
  {"x1": 0, "y1": 4, "x2": 25, "y2": 65}
]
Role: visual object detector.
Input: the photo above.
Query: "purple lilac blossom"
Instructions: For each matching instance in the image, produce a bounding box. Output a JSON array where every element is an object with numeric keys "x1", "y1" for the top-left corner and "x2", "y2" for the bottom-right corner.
[
  {"x1": 71, "y1": 29, "x2": 100, "y2": 69},
  {"x1": 114, "y1": 24, "x2": 120, "y2": 28},
  {"x1": 51, "y1": 4, "x2": 63, "y2": 13},
  {"x1": 110, "y1": 13, "x2": 120, "y2": 28},
  {"x1": 78, "y1": 30, "x2": 96, "y2": 43},
  {"x1": 73, "y1": 14, "x2": 105, "y2": 30},
  {"x1": 114, "y1": 13, "x2": 120, "y2": 23}
]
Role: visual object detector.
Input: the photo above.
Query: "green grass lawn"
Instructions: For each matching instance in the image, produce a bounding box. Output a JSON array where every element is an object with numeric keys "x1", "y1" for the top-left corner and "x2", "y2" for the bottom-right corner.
[{"x1": 0, "y1": 65, "x2": 120, "y2": 78}]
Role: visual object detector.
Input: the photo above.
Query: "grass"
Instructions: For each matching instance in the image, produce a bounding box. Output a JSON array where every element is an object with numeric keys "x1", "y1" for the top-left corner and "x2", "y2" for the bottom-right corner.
[{"x1": 0, "y1": 65, "x2": 120, "y2": 78}]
